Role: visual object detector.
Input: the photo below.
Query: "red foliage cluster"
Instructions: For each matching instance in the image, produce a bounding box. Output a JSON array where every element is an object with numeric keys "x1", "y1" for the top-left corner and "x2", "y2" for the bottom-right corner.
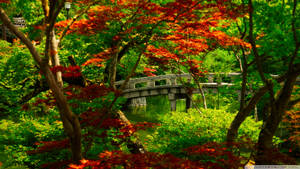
[
  {"x1": 27, "y1": 139, "x2": 70, "y2": 155},
  {"x1": 65, "y1": 84, "x2": 114, "y2": 100},
  {"x1": 184, "y1": 142, "x2": 244, "y2": 169},
  {"x1": 55, "y1": 5, "x2": 123, "y2": 35},
  {"x1": 116, "y1": 122, "x2": 159, "y2": 139},
  {"x1": 143, "y1": 67, "x2": 157, "y2": 77},
  {"x1": 82, "y1": 48, "x2": 115, "y2": 67},
  {"x1": 0, "y1": 0, "x2": 9, "y2": 3},
  {"x1": 33, "y1": 97, "x2": 56, "y2": 107},
  {"x1": 68, "y1": 140, "x2": 251, "y2": 169},
  {"x1": 50, "y1": 65, "x2": 82, "y2": 78},
  {"x1": 282, "y1": 86, "x2": 300, "y2": 156},
  {"x1": 79, "y1": 108, "x2": 158, "y2": 137},
  {"x1": 55, "y1": 0, "x2": 250, "y2": 79},
  {"x1": 68, "y1": 151, "x2": 205, "y2": 169},
  {"x1": 184, "y1": 59, "x2": 205, "y2": 78},
  {"x1": 23, "y1": 92, "x2": 57, "y2": 111}
]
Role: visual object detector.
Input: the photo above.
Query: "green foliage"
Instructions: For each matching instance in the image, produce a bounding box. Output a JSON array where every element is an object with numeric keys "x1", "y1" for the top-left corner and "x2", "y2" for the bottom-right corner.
[
  {"x1": 145, "y1": 108, "x2": 263, "y2": 155},
  {"x1": 0, "y1": 40, "x2": 40, "y2": 117},
  {"x1": 0, "y1": 115, "x2": 65, "y2": 168},
  {"x1": 203, "y1": 49, "x2": 239, "y2": 73}
]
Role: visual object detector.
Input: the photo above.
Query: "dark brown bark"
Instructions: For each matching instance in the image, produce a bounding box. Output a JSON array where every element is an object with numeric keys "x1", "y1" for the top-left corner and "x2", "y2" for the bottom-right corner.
[
  {"x1": 108, "y1": 52, "x2": 118, "y2": 89},
  {"x1": 41, "y1": 64, "x2": 83, "y2": 162},
  {"x1": 239, "y1": 47, "x2": 249, "y2": 112},
  {"x1": 2, "y1": 24, "x2": 6, "y2": 41}
]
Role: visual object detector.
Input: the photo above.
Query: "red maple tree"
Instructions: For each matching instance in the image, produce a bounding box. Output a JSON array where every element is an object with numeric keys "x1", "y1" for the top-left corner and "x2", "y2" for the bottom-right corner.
[{"x1": 1, "y1": 0, "x2": 254, "y2": 168}]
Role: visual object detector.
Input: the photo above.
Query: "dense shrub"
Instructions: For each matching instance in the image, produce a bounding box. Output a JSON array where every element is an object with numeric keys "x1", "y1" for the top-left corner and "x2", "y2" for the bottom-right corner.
[{"x1": 145, "y1": 108, "x2": 264, "y2": 155}]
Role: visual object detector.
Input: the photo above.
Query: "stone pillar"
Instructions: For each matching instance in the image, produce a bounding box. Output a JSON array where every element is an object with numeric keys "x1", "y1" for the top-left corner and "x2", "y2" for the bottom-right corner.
[
  {"x1": 170, "y1": 78, "x2": 176, "y2": 85},
  {"x1": 129, "y1": 97, "x2": 147, "y2": 107},
  {"x1": 168, "y1": 93, "x2": 176, "y2": 111},
  {"x1": 208, "y1": 75, "x2": 214, "y2": 83}
]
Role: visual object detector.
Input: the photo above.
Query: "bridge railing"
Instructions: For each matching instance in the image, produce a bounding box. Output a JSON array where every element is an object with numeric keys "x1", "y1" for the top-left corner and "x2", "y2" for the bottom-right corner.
[{"x1": 115, "y1": 73, "x2": 242, "y2": 90}]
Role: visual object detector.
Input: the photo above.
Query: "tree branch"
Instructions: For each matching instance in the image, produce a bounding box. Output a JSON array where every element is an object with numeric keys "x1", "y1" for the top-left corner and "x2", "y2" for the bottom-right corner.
[{"x1": 288, "y1": 0, "x2": 299, "y2": 72}]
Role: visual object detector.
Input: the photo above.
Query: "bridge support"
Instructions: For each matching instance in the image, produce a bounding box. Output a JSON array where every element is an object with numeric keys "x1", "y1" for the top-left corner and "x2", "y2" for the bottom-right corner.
[
  {"x1": 128, "y1": 97, "x2": 147, "y2": 107},
  {"x1": 168, "y1": 94, "x2": 177, "y2": 111},
  {"x1": 168, "y1": 93, "x2": 192, "y2": 112}
]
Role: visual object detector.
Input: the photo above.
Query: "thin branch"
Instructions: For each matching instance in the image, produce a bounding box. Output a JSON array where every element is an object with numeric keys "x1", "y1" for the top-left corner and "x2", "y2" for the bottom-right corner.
[
  {"x1": 119, "y1": 47, "x2": 145, "y2": 91},
  {"x1": 248, "y1": 0, "x2": 275, "y2": 102}
]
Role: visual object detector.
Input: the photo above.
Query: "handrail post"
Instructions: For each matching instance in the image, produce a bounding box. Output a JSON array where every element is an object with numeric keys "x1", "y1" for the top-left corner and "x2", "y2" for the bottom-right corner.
[
  {"x1": 170, "y1": 77, "x2": 176, "y2": 85},
  {"x1": 147, "y1": 81, "x2": 155, "y2": 87},
  {"x1": 129, "y1": 82, "x2": 135, "y2": 89},
  {"x1": 208, "y1": 74, "x2": 214, "y2": 83}
]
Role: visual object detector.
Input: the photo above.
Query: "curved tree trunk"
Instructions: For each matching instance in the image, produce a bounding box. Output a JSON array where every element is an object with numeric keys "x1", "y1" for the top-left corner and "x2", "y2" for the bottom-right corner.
[{"x1": 41, "y1": 64, "x2": 83, "y2": 161}]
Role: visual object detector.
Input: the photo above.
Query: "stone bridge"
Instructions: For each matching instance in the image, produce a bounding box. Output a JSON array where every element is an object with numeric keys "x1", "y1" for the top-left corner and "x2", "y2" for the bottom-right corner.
[
  {"x1": 115, "y1": 73, "x2": 241, "y2": 111},
  {"x1": 115, "y1": 73, "x2": 300, "y2": 111}
]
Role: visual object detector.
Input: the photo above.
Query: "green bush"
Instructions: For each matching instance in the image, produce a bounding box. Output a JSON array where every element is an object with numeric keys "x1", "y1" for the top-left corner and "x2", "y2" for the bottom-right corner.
[
  {"x1": 0, "y1": 116, "x2": 65, "y2": 168},
  {"x1": 145, "y1": 108, "x2": 263, "y2": 155}
]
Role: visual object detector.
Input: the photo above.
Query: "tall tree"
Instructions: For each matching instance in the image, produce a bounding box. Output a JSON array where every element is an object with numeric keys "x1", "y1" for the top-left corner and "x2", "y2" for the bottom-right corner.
[
  {"x1": 0, "y1": 0, "x2": 83, "y2": 162},
  {"x1": 226, "y1": 0, "x2": 299, "y2": 164}
]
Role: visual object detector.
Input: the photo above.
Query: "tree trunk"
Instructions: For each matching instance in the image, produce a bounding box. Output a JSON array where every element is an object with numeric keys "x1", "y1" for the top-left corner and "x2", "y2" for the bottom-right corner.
[
  {"x1": 239, "y1": 62, "x2": 247, "y2": 112},
  {"x1": 255, "y1": 75, "x2": 297, "y2": 164},
  {"x1": 108, "y1": 53, "x2": 118, "y2": 89},
  {"x1": 2, "y1": 24, "x2": 6, "y2": 41},
  {"x1": 41, "y1": 64, "x2": 83, "y2": 161},
  {"x1": 227, "y1": 86, "x2": 268, "y2": 143}
]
